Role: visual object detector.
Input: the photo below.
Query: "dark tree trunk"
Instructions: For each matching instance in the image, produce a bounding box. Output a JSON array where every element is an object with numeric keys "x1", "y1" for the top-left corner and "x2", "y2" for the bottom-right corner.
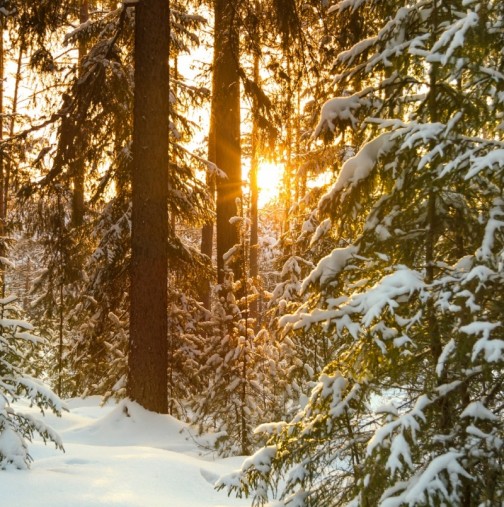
[
  {"x1": 213, "y1": 0, "x2": 242, "y2": 284},
  {"x1": 199, "y1": 120, "x2": 215, "y2": 309},
  {"x1": 249, "y1": 50, "x2": 259, "y2": 324},
  {"x1": 0, "y1": 18, "x2": 4, "y2": 243},
  {"x1": 0, "y1": 18, "x2": 5, "y2": 303},
  {"x1": 71, "y1": 0, "x2": 89, "y2": 228},
  {"x1": 128, "y1": 0, "x2": 170, "y2": 414}
]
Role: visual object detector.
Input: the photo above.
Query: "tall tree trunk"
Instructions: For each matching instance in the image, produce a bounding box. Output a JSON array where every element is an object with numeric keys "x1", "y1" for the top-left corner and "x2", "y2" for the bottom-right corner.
[
  {"x1": 5, "y1": 44, "x2": 22, "y2": 210},
  {"x1": 0, "y1": 18, "x2": 5, "y2": 302},
  {"x1": 71, "y1": 0, "x2": 89, "y2": 227},
  {"x1": 128, "y1": 0, "x2": 170, "y2": 414},
  {"x1": 249, "y1": 49, "x2": 259, "y2": 324},
  {"x1": 213, "y1": 0, "x2": 242, "y2": 285},
  {"x1": 426, "y1": 0, "x2": 453, "y2": 449},
  {"x1": 280, "y1": 54, "x2": 295, "y2": 257},
  {"x1": 199, "y1": 122, "x2": 215, "y2": 309},
  {"x1": 0, "y1": 18, "x2": 4, "y2": 228}
]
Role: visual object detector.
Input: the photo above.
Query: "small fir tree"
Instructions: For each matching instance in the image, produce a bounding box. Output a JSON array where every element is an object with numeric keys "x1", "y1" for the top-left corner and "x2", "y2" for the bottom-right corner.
[{"x1": 0, "y1": 294, "x2": 64, "y2": 469}]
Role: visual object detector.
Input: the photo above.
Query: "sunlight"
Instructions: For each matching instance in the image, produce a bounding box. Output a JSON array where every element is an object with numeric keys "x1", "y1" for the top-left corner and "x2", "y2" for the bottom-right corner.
[{"x1": 256, "y1": 160, "x2": 284, "y2": 208}]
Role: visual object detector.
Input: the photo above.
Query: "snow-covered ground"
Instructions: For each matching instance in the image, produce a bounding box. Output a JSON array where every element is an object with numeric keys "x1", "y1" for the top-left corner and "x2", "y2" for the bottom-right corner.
[{"x1": 1, "y1": 397, "x2": 250, "y2": 506}]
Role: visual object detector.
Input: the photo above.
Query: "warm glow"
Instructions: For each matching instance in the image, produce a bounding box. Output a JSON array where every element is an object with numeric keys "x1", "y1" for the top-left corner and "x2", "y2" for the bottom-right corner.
[{"x1": 256, "y1": 160, "x2": 284, "y2": 208}]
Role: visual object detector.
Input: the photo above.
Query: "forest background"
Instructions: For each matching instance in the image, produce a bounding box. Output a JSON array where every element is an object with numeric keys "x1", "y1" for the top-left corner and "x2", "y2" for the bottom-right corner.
[{"x1": 0, "y1": 1, "x2": 503, "y2": 506}]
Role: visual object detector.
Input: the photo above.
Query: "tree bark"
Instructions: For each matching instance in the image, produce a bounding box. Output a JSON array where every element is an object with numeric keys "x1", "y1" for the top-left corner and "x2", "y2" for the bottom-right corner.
[
  {"x1": 0, "y1": 18, "x2": 5, "y2": 303},
  {"x1": 128, "y1": 0, "x2": 170, "y2": 414},
  {"x1": 71, "y1": 0, "x2": 89, "y2": 227},
  {"x1": 249, "y1": 49, "x2": 259, "y2": 323},
  {"x1": 199, "y1": 121, "x2": 215, "y2": 309},
  {"x1": 213, "y1": 0, "x2": 242, "y2": 285},
  {"x1": 0, "y1": 18, "x2": 4, "y2": 243}
]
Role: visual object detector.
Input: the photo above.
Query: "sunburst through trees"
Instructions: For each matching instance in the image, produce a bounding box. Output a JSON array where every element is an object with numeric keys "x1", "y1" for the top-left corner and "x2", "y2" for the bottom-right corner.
[{"x1": 0, "y1": 2, "x2": 502, "y2": 505}]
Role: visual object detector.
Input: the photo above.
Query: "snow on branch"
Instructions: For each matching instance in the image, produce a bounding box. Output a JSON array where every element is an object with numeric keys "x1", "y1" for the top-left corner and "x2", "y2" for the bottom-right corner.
[
  {"x1": 460, "y1": 321, "x2": 503, "y2": 363},
  {"x1": 466, "y1": 149, "x2": 504, "y2": 180},
  {"x1": 345, "y1": 267, "x2": 425, "y2": 328},
  {"x1": 427, "y1": 11, "x2": 479, "y2": 66},
  {"x1": 318, "y1": 132, "x2": 394, "y2": 210},
  {"x1": 460, "y1": 401, "x2": 498, "y2": 421},
  {"x1": 301, "y1": 245, "x2": 358, "y2": 292},
  {"x1": 312, "y1": 91, "x2": 372, "y2": 139},
  {"x1": 328, "y1": 0, "x2": 368, "y2": 15},
  {"x1": 476, "y1": 198, "x2": 504, "y2": 260},
  {"x1": 380, "y1": 452, "x2": 472, "y2": 506}
]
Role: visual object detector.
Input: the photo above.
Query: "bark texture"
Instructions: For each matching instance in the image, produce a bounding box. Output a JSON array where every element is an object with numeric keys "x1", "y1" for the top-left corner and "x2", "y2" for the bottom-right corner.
[
  {"x1": 71, "y1": 0, "x2": 89, "y2": 228},
  {"x1": 128, "y1": 0, "x2": 170, "y2": 414},
  {"x1": 212, "y1": 0, "x2": 242, "y2": 284}
]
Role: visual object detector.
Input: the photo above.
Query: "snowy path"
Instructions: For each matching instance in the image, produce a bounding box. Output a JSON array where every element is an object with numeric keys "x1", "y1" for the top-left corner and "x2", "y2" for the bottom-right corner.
[{"x1": 1, "y1": 397, "x2": 250, "y2": 506}]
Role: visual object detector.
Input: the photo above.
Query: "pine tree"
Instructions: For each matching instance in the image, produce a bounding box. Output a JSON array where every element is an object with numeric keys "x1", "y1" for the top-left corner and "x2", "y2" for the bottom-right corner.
[
  {"x1": 5, "y1": 2, "x2": 211, "y2": 404},
  {"x1": 0, "y1": 293, "x2": 64, "y2": 469},
  {"x1": 192, "y1": 213, "x2": 283, "y2": 455},
  {"x1": 221, "y1": 0, "x2": 504, "y2": 505}
]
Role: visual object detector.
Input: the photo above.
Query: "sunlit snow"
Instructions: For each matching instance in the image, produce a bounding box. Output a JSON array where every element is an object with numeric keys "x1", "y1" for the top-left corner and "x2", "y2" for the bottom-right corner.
[{"x1": 0, "y1": 397, "x2": 249, "y2": 507}]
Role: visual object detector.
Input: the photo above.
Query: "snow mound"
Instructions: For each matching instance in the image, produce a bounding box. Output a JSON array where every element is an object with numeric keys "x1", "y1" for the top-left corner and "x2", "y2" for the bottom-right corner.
[
  {"x1": 0, "y1": 398, "x2": 249, "y2": 507},
  {"x1": 65, "y1": 399, "x2": 193, "y2": 452}
]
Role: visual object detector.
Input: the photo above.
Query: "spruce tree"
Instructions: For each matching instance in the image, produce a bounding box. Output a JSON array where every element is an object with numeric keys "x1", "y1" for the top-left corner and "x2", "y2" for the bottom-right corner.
[
  {"x1": 0, "y1": 293, "x2": 64, "y2": 469},
  {"x1": 221, "y1": 0, "x2": 504, "y2": 505}
]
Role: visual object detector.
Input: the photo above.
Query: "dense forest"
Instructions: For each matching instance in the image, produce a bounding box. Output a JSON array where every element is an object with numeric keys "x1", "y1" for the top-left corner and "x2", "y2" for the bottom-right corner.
[{"x1": 0, "y1": 0, "x2": 503, "y2": 505}]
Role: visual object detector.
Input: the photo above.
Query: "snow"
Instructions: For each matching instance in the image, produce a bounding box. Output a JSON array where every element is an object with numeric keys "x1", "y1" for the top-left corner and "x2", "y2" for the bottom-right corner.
[
  {"x1": 335, "y1": 133, "x2": 392, "y2": 191},
  {"x1": 460, "y1": 401, "x2": 498, "y2": 421},
  {"x1": 467, "y1": 149, "x2": 504, "y2": 179},
  {"x1": 0, "y1": 397, "x2": 249, "y2": 507},
  {"x1": 328, "y1": 0, "x2": 367, "y2": 14},
  {"x1": 435, "y1": 338, "x2": 456, "y2": 377},
  {"x1": 352, "y1": 268, "x2": 425, "y2": 328},
  {"x1": 0, "y1": 318, "x2": 34, "y2": 330},
  {"x1": 338, "y1": 36, "x2": 378, "y2": 65},
  {"x1": 318, "y1": 132, "x2": 393, "y2": 209},
  {"x1": 427, "y1": 11, "x2": 479, "y2": 66},
  {"x1": 312, "y1": 93, "x2": 366, "y2": 138},
  {"x1": 476, "y1": 199, "x2": 504, "y2": 260},
  {"x1": 301, "y1": 245, "x2": 358, "y2": 292},
  {"x1": 310, "y1": 218, "x2": 331, "y2": 246},
  {"x1": 374, "y1": 403, "x2": 399, "y2": 417},
  {"x1": 381, "y1": 452, "x2": 472, "y2": 506},
  {"x1": 386, "y1": 432, "x2": 413, "y2": 474},
  {"x1": 238, "y1": 445, "x2": 277, "y2": 474}
]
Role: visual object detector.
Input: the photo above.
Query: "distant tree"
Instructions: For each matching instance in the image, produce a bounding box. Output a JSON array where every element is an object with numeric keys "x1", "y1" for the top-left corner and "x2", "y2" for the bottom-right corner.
[
  {"x1": 210, "y1": 0, "x2": 242, "y2": 286},
  {"x1": 192, "y1": 258, "x2": 280, "y2": 456}
]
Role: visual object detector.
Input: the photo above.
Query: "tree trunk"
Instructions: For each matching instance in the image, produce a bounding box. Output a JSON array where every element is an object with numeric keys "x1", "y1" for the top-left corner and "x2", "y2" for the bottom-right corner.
[
  {"x1": 199, "y1": 121, "x2": 215, "y2": 309},
  {"x1": 0, "y1": 18, "x2": 5, "y2": 303},
  {"x1": 249, "y1": 50, "x2": 259, "y2": 324},
  {"x1": 0, "y1": 18, "x2": 4, "y2": 243},
  {"x1": 128, "y1": 0, "x2": 170, "y2": 414},
  {"x1": 213, "y1": 0, "x2": 242, "y2": 285},
  {"x1": 71, "y1": 0, "x2": 89, "y2": 227},
  {"x1": 5, "y1": 44, "x2": 22, "y2": 212}
]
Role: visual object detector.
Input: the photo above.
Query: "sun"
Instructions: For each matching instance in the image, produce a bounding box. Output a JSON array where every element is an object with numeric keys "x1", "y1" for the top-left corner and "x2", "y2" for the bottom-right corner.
[{"x1": 256, "y1": 160, "x2": 284, "y2": 208}]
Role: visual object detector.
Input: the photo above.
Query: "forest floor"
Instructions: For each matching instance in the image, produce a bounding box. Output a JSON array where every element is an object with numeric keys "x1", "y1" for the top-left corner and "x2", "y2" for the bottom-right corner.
[{"x1": 1, "y1": 397, "x2": 250, "y2": 506}]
